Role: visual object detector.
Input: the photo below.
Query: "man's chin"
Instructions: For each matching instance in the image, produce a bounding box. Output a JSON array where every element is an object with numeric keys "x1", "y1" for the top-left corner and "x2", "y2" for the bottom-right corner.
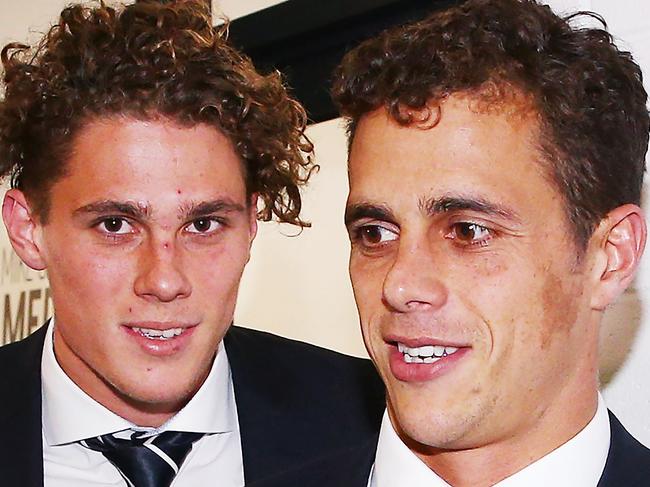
[
  {"x1": 101, "y1": 370, "x2": 205, "y2": 422},
  {"x1": 390, "y1": 400, "x2": 482, "y2": 451}
]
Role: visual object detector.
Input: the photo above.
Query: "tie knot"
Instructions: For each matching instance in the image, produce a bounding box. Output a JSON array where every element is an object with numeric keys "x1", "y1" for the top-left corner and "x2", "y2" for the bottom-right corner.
[{"x1": 82, "y1": 431, "x2": 204, "y2": 487}]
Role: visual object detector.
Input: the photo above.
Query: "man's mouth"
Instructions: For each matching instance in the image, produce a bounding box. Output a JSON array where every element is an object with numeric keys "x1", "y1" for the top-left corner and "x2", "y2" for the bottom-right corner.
[
  {"x1": 397, "y1": 342, "x2": 460, "y2": 363},
  {"x1": 123, "y1": 322, "x2": 197, "y2": 356},
  {"x1": 131, "y1": 326, "x2": 186, "y2": 341}
]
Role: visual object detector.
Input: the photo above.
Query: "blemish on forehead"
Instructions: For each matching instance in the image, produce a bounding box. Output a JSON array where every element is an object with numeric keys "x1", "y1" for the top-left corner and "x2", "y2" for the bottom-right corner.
[
  {"x1": 163, "y1": 242, "x2": 170, "y2": 249},
  {"x1": 177, "y1": 189, "x2": 182, "y2": 195}
]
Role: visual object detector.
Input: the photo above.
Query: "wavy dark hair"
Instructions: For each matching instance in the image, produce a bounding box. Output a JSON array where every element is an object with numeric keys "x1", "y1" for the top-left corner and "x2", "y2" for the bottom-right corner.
[
  {"x1": 332, "y1": 0, "x2": 648, "y2": 247},
  {"x1": 0, "y1": 0, "x2": 315, "y2": 226}
]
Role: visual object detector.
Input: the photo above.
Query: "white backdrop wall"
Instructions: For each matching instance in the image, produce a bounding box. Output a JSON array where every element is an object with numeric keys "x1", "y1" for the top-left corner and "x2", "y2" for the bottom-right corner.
[{"x1": 0, "y1": 0, "x2": 648, "y2": 445}]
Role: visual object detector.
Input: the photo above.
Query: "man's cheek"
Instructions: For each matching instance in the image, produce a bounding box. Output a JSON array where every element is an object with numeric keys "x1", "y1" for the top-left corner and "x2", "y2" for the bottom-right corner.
[{"x1": 538, "y1": 271, "x2": 585, "y2": 349}]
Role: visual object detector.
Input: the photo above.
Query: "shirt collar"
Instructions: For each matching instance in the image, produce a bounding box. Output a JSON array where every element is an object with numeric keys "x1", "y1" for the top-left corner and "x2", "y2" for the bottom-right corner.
[
  {"x1": 371, "y1": 394, "x2": 610, "y2": 487},
  {"x1": 42, "y1": 319, "x2": 238, "y2": 446},
  {"x1": 372, "y1": 411, "x2": 450, "y2": 487}
]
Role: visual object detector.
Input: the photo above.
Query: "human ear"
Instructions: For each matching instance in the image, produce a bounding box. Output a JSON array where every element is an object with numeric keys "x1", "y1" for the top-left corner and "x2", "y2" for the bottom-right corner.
[
  {"x1": 590, "y1": 204, "x2": 646, "y2": 311},
  {"x1": 2, "y1": 189, "x2": 47, "y2": 271}
]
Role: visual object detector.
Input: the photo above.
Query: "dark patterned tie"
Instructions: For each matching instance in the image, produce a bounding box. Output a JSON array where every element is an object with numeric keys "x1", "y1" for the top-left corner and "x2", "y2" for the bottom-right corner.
[{"x1": 81, "y1": 431, "x2": 204, "y2": 487}]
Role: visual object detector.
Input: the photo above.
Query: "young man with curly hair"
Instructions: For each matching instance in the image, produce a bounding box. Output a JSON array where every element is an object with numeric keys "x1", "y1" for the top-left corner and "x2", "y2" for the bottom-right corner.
[
  {"x1": 262, "y1": 0, "x2": 650, "y2": 486},
  {"x1": 0, "y1": 2, "x2": 383, "y2": 486}
]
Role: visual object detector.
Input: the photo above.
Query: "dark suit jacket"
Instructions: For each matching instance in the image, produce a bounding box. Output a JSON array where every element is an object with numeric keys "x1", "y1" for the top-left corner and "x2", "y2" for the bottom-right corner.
[
  {"x1": 0, "y1": 323, "x2": 385, "y2": 486},
  {"x1": 250, "y1": 410, "x2": 650, "y2": 486}
]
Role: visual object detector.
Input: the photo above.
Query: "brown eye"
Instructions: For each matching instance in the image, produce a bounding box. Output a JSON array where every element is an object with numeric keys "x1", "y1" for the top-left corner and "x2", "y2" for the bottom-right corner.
[
  {"x1": 98, "y1": 217, "x2": 132, "y2": 234},
  {"x1": 105, "y1": 218, "x2": 123, "y2": 232},
  {"x1": 186, "y1": 218, "x2": 221, "y2": 234},
  {"x1": 193, "y1": 219, "x2": 211, "y2": 232},
  {"x1": 451, "y1": 222, "x2": 491, "y2": 245},
  {"x1": 356, "y1": 225, "x2": 398, "y2": 246},
  {"x1": 362, "y1": 226, "x2": 384, "y2": 244}
]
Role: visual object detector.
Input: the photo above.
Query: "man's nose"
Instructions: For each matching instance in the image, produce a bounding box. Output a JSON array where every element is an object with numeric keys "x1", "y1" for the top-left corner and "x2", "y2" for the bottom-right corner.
[
  {"x1": 382, "y1": 239, "x2": 448, "y2": 313},
  {"x1": 133, "y1": 240, "x2": 191, "y2": 302}
]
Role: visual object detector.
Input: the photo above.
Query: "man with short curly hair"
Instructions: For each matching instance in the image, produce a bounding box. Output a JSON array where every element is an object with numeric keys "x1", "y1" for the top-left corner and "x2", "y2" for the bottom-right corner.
[
  {"x1": 321, "y1": 0, "x2": 650, "y2": 485},
  {"x1": 0, "y1": 1, "x2": 383, "y2": 486},
  {"x1": 256, "y1": 0, "x2": 650, "y2": 486}
]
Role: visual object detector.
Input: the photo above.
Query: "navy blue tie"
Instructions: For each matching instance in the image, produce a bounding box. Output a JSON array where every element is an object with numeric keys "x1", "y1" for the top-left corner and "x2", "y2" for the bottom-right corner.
[{"x1": 82, "y1": 431, "x2": 204, "y2": 487}]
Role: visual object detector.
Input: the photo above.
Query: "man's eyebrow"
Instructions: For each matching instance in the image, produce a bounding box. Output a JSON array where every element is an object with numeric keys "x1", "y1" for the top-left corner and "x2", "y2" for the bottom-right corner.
[
  {"x1": 421, "y1": 195, "x2": 521, "y2": 222},
  {"x1": 74, "y1": 201, "x2": 149, "y2": 219},
  {"x1": 344, "y1": 203, "x2": 396, "y2": 227},
  {"x1": 181, "y1": 200, "x2": 247, "y2": 220},
  {"x1": 74, "y1": 199, "x2": 247, "y2": 221}
]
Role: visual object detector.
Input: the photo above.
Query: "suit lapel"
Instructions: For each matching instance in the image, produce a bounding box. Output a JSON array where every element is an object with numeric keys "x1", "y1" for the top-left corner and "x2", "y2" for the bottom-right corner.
[
  {"x1": 598, "y1": 411, "x2": 650, "y2": 486},
  {"x1": 0, "y1": 324, "x2": 48, "y2": 487},
  {"x1": 300, "y1": 437, "x2": 377, "y2": 486},
  {"x1": 224, "y1": 326, "x2": 384, "y2": 485},
  {"x1": 224, "y1": 326, "x2": 290, "y2": 483},
  {"x1": 246, "y1": 437, "x2": 377, "y2": 487}
]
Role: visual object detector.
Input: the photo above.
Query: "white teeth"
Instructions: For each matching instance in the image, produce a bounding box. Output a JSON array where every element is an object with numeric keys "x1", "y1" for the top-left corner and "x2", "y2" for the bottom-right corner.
[
  {"x1": 432, "y1": 345, "x2": 445, "y2": 357},
  {"x1": 418, "y1": 345, "x2": 435, "y2": 356},
  {"x1": 143, "y1": 328, "x2": 164, "y2": 337},
  {"x1": 162, "y1": 328, "x2": 183, "y2": 338},
  {"x1": 404, "y1": 354, "x2": 425, "y2": 364},
  {"x1": 398, "y1": 342, "x2": 460, "y2": 363},
  {"x1": 132, "y1": 327, "x2": 184, "y2": 340}
]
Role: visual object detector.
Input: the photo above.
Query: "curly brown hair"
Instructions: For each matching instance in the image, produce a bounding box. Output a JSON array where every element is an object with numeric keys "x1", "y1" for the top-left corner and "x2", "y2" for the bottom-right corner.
[
  {"x1": 0, "y1": 0, "x2": 315, "y2": 226},
  {"x1": 332, "y1": 0, "x2": 649, "y2": 247}
]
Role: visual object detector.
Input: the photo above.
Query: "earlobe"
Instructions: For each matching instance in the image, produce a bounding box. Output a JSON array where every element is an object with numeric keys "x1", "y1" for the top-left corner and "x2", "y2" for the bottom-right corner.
[
  {"x1": 2, "y1": 189, "x2": 47, "y2": 271},
  {"x1": 590, "y1": 204, "x2": 647, "y2": 311}
]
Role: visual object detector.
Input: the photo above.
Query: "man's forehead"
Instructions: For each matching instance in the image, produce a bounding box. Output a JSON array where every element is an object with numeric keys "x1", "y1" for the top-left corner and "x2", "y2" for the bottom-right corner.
[
  {"x1": 42, "y1": 115, "x2": 250, "y2": 225},
  {"x1": 348, "y1": 85, "x2": 539, "y2": 148},
  {"x1": 345, "y1": 94, "x2": 565, "y2": 232}
]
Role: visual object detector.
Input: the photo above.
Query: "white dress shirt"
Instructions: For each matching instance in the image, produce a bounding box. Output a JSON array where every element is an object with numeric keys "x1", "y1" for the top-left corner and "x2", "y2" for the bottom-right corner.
[
  {"x1": 42, "y1": 321, "x2": 245, "y2": 487},
  {"x1": 369, "y1": 394, "x2": 610, "y2": 487}
]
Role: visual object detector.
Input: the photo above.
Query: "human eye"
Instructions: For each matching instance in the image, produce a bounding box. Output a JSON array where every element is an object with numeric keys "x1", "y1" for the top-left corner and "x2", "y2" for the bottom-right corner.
[
  {"x1": 445, "y1": 222, "x2": 493, "y2": 248},
  {"x1": 95, "y1": 217, "x2": 134, "y2": 236},
  {"x1": 184, "y1": 217, "x2": 222, "y2": 235},
  {"x1": 351, "y1": 223, "x2": 399, "y2": 249}
]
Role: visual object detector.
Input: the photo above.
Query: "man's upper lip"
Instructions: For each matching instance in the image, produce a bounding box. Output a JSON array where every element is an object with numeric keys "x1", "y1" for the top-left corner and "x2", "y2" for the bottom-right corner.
[
  {"x1": 384, "y1": 334, "x2": 470, "y2": 348},
  {"x1": 123, "y1": 322, "x2": 197, "y2": 330}
]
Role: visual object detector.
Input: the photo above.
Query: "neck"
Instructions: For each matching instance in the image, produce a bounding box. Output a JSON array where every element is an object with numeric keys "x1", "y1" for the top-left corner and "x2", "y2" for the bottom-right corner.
[{"x1": 102, "y1": 391, "x2": 187, "y2": 428}]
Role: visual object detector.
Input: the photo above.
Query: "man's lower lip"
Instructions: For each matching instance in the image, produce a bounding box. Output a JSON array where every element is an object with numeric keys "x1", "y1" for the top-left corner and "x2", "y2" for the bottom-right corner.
[
  {"x1": 387, "y1": 345, "x2": 469, "y2": 382},
  {"x1": 123, "y1": 326, "x2": 196, "y2": 356}
]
